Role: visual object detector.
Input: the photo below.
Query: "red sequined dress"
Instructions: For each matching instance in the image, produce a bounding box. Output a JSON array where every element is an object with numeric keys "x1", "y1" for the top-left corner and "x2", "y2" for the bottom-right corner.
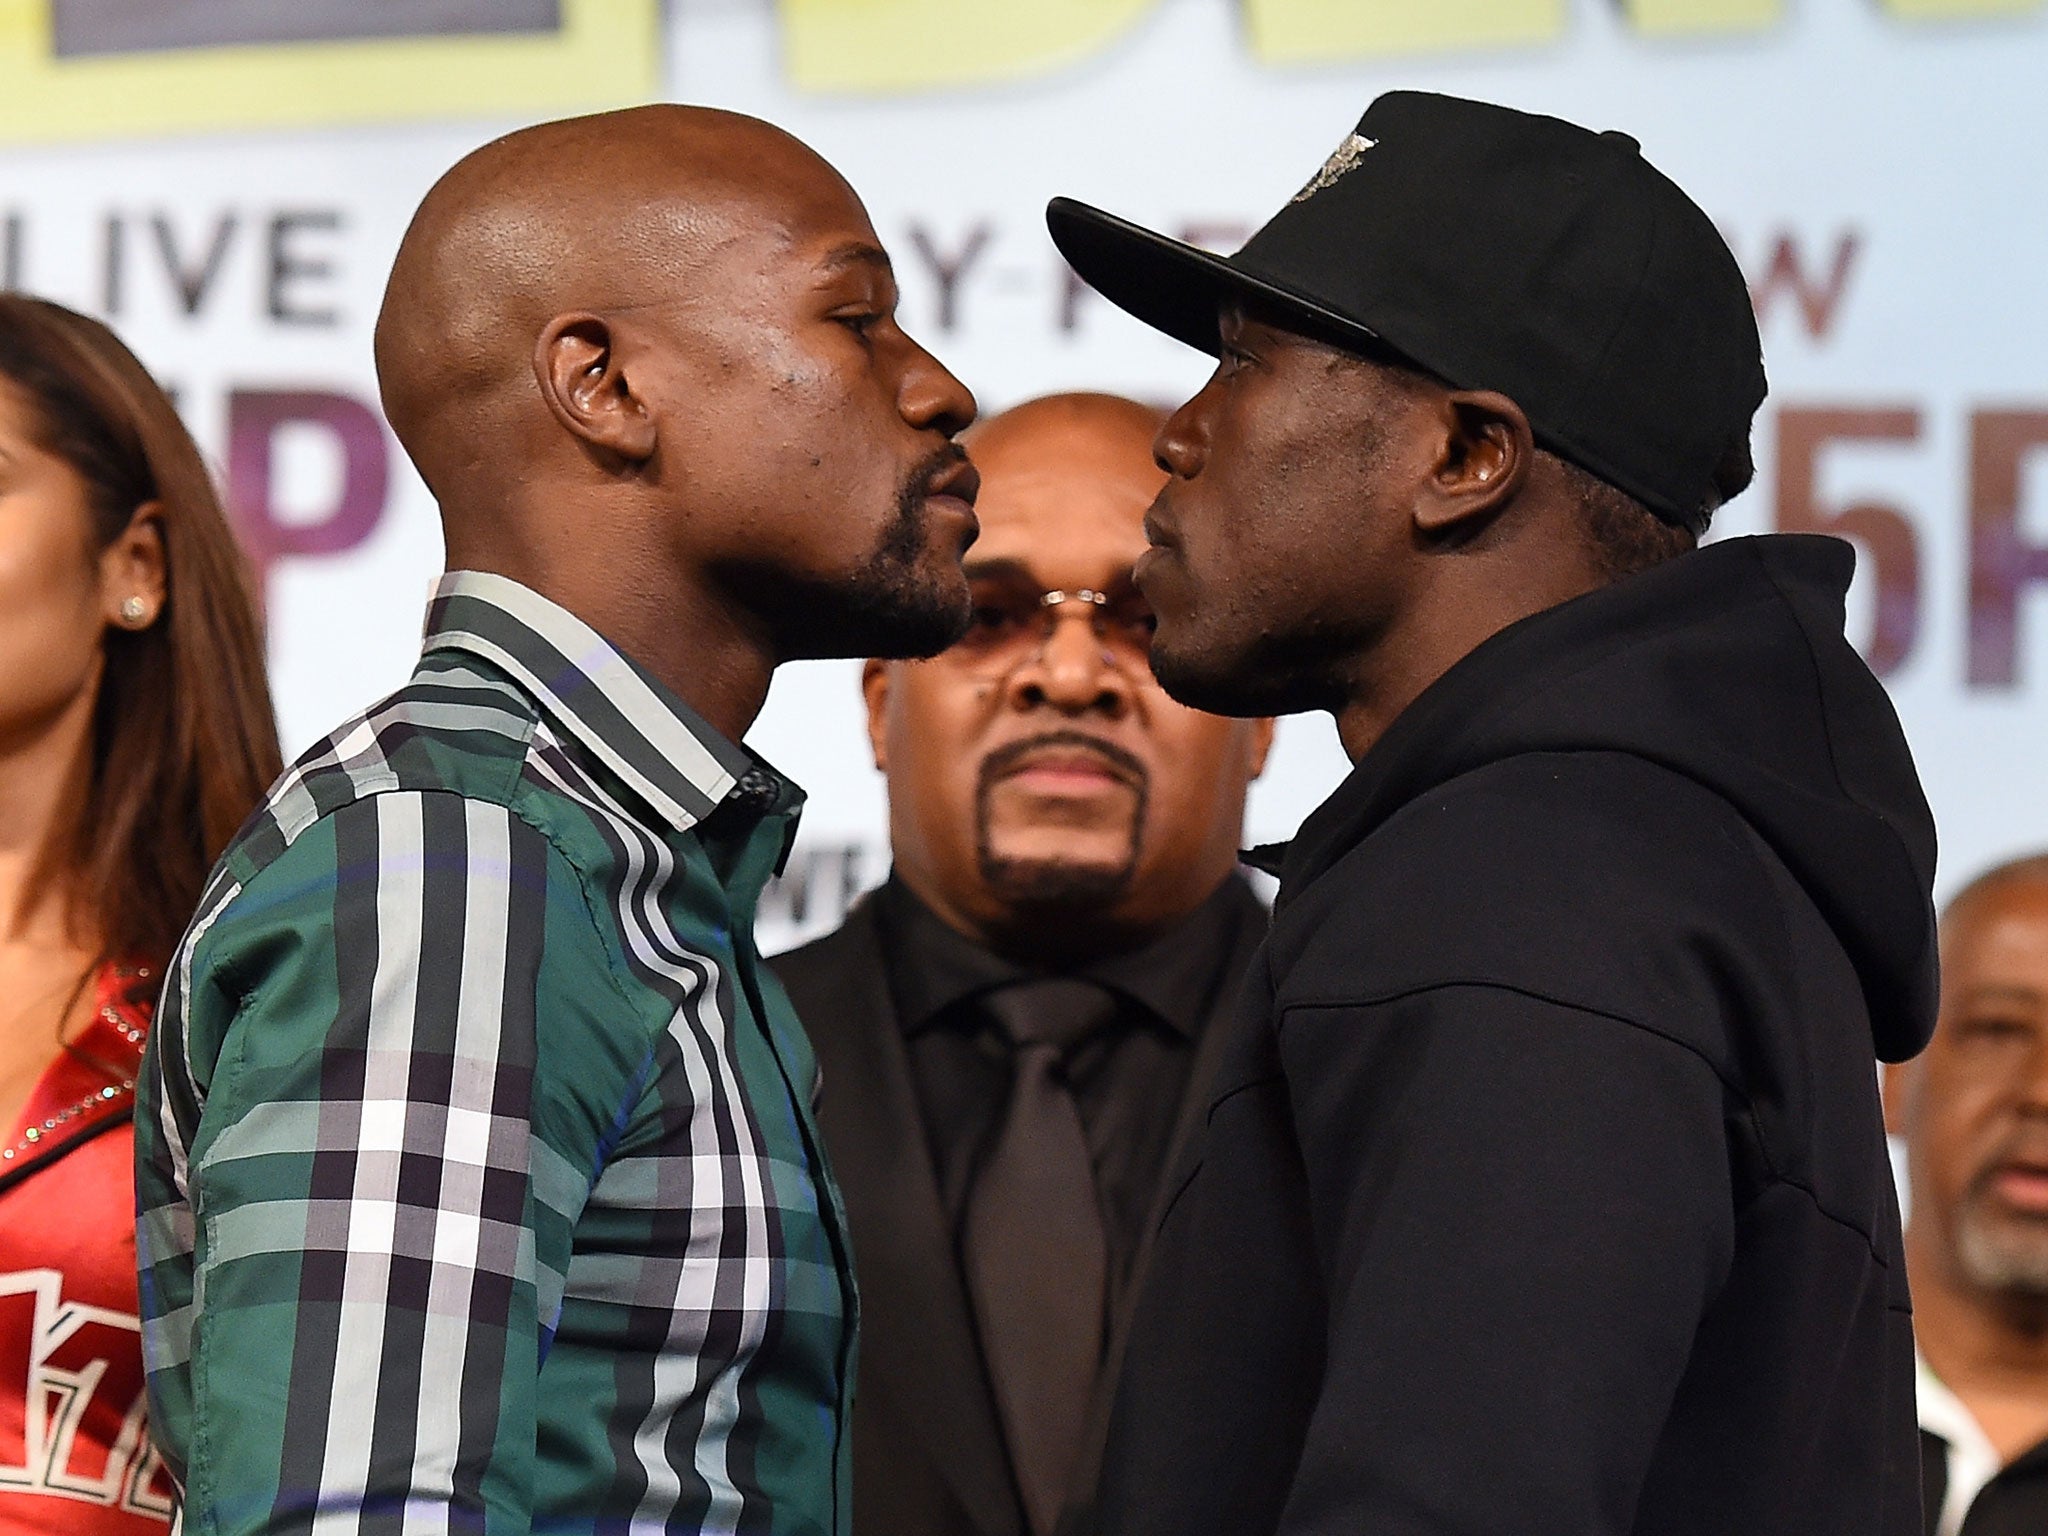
[{"x1": 0, "y1": 963, "x2": 174, "y2": 1532}]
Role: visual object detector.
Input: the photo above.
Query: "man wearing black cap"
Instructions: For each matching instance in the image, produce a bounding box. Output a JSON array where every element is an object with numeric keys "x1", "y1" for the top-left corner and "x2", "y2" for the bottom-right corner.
[{"x1": 1049, "y1": 92, "x2": 1938, "y2": 1536}]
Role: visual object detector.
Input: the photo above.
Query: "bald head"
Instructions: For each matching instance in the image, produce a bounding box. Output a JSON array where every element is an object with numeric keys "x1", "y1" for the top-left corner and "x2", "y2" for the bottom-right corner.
[
  {"x1": 375, "y1": 104, "x2": 871, "y2": 507},
  {"x1": 962, "y1": 391, "x2": 1168, "y2": 487},
  {"x1": 1944, "y1": 853, "x2": 2048, "y2": 940}
]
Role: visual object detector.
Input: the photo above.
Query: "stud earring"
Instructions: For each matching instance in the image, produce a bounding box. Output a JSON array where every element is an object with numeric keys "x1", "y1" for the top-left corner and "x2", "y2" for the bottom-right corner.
[{"x1": 119, "y1": 596, "x2": 150, "y2": 626}]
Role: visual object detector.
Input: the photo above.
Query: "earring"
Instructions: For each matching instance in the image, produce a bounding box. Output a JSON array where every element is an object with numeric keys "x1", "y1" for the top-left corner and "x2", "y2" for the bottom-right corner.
[{"x1": 119, "y1": 596, "x2": 150, "y2": 627}]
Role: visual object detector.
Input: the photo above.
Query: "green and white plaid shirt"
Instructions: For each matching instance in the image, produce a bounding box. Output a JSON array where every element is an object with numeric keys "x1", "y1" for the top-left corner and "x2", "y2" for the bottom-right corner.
[{"x1": 135, "y1": 571, "x2": 856, "y2": 1535}]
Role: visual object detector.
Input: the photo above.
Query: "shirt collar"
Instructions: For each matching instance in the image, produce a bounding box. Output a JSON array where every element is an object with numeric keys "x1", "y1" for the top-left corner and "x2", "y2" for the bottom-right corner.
[
  {"x1": 874, "y1": 872, "x2": 1262, "y2": 1041},
  {"x1": 422, "y1": 571, "x2": 791, "y2": 834},
  {"x1": 1918, "y1": 1349, "x2": 2005, "y2": 1536}
]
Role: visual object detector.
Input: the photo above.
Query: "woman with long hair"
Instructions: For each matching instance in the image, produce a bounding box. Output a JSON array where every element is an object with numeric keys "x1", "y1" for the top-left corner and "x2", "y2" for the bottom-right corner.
[{"x1": 0, "y1": 295, "x2": 280, "y2": 1532}]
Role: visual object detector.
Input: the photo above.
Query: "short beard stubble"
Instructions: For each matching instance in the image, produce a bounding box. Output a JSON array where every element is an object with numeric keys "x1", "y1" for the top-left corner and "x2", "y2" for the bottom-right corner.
[
  {"x1": 745, "y1": 445, "x2": 975, "y2": 663},
  {"x1": 1955, "y1": 1185, "x2": 2048, "y2": 1299}
]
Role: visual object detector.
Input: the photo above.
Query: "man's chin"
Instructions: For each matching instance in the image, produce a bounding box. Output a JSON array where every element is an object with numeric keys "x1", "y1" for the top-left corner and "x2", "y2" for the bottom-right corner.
[
  {"x1": 1148, "y1": 639, "x2": 1233, "y2": 715},
  {"x1": 864, "y1": 583, "x2": 972, "y2": 661},
  {"x1": 1957, "y1": 1204, "x2": 2048, "y2": 1296},
  {"x1": 781, "y1": 577, "x2": 969, "y2": 662},
  {"x1": 979, "y1": 854, "x2": 1133, "y2": 911},
  {"x1": 1150, "y1": 628, "x2": 1322, "y2": 719}
]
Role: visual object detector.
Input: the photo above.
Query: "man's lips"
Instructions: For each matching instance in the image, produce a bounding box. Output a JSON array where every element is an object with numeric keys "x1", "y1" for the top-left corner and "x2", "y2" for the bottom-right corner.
[
  {"x1": 1133, "y1": 544, "x2": 1168, "y2": 591},
  {"x1": 923, "y1": 457, "x2": 981, "y2": 543},
  {"x1": 1989, "y1": 1161, "x2": 2048, "y2": 1214},
  {"x1": 926, "y1": 457, "x2": 981, "y2": 508},
  {"x1": 992, "y1": 743, "x2": 1139, "y2": 795},
  {"x1": 1135, "y1": 504, "x2": 1181, "y2": 595}
]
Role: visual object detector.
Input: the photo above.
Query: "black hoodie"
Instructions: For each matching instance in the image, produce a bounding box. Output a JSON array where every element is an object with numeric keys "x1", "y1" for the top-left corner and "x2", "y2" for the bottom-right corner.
[{"x1": 1096, "y1": 534, "x2": 1938, "y2": 1536}]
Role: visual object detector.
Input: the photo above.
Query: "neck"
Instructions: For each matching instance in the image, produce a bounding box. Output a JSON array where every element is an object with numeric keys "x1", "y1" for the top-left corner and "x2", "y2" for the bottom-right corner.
[
  {"x1": 567, "y1": 576, "x2": 775, "y2": 745},
  {"x1": 903, "y1": 864, "x2": 1228, "y2": 969},
  {"x1": 1909, "y1": 1225, "x2": 2048, "y2": 1461},
  {"x1": 447, "y1": 515, "x2": 776, "y2": 745},
  {"x1": 0, "y1": 682, "x2": 97, "y2": 946},
  {"x1": 1332, "y1": 546, "x2": 1605, "y2": 763}
]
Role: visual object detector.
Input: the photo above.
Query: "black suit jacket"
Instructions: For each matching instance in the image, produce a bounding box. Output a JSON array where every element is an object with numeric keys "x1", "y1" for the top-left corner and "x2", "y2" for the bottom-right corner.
[{"x1": 772, "y1": 883, "x2": 1263, "y2": 1536}]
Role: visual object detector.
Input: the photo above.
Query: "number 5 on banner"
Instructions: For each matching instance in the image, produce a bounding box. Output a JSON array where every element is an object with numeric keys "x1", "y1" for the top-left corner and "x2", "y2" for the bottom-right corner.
[{"x1": 0, "y1": 0, "x2": 658, "y2": 144}]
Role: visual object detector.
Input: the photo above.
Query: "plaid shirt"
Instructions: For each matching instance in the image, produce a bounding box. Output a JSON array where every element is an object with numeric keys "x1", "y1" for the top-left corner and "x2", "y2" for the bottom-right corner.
[{"x1": 135, "y1": 572, "x2": 857, "y2": 1535}]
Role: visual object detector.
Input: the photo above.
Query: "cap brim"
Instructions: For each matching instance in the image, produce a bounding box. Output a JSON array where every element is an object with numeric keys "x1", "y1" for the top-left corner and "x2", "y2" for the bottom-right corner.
[{"x1": 1046, "y1": 196, "x2": 1385, "y2": 359}]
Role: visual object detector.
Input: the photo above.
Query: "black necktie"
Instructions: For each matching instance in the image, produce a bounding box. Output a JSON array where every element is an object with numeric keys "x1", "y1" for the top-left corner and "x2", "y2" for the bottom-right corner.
[{"x1": 963, "y1": 978, "x2": 1117, "y2": 1536}]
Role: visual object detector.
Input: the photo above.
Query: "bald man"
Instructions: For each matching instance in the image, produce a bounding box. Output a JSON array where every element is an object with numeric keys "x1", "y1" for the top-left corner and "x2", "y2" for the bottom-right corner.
[
  {"x1": 135, "y1": 106, "x2": 980, "y2": 1535},
  {"x1": 773, "y1": 393, "x2": 1273, "y2": 1536},
  {"x1": 1887, "y1": 856, "x2": 2048, "y2": 1534}
]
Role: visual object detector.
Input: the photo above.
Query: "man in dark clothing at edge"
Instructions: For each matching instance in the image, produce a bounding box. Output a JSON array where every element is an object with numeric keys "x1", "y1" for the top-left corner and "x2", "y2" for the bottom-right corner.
[{"x1": 1045, "y1": 91, "x2": 1939, "y2": 1536}]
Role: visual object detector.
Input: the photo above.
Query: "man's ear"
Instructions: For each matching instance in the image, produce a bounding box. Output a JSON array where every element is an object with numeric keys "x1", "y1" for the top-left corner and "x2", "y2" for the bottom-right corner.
[
  {"x1": 533, "y1": 312, "x2": 657, "y2": 465},
  {"x1": 861, "y1": 658, "x2": 891, "y2": 773},
  {"x1": 1412, "y1": 389, "x2": 1534, "y2": 536}
]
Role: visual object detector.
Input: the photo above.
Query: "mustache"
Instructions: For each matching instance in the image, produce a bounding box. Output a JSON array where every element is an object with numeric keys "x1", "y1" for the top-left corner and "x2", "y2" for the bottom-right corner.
[
  {"x1": 978, "y1": 729, "x2": 1149, "y2": 791},
  {"x1": 902, "y1": 442, "x2": 971, "y2": 507}
]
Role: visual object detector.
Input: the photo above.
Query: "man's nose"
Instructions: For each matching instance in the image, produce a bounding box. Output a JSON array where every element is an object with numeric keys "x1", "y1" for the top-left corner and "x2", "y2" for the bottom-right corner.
[
  {"x1": 2020, "y1": 1030, "x2": 2048, "y2": 1114},
  {"x1": 897, "y1": 337, "x2": 977, "y2": 439},
  {"x1": 1010, "y1": 608, "x2": 1130, "y2": 716},
  {"x1": 1154, "y1": 380, "x2": 1215, "y2": 480}
]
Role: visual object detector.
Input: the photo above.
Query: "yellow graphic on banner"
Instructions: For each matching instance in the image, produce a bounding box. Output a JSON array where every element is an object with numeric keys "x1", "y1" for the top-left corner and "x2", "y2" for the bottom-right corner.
[
  {"x1": 1243, "y1": 0, "x2": 1565, "y2": 61},
  {"x1": 0, "y1": 0, "x2": 2036, "y2": 123},
  {"x1": 0, "y1": 0, "x2": 659, "y2": 144},
  {"x1": 1621, "y1": 0, "x2": 1786, "y2": 35},
  {"x1": 1883, "y1": 0, "x2": 2042, "y2": 16},
  {"x1": 782, "y1": 0, "x2": 1157, "y2": 92},
  {"x1": 786, "y1": 0, "x2": 2041, "y2": 89}
]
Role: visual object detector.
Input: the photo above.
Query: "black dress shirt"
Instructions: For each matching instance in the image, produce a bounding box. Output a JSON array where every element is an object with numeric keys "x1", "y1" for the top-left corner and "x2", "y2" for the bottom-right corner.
[{"x1": 870, "y1": 873, "x2": 1263, "y2": 1320}]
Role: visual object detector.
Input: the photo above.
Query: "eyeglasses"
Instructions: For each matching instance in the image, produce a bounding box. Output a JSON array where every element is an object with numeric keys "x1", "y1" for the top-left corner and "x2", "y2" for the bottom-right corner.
[{"x1": 950, "y1": 584, "x2": 1157, "y2": 678}]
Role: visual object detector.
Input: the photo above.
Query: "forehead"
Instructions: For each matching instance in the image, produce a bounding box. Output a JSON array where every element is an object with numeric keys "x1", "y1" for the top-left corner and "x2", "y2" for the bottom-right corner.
[
  {"x1": 603, "y1": 149, "x2": 886, "y2": 315},
  {"x1": 1942, "y1": 884, "x2": 2048, "y2": 996},
  {"x1": 967, "y1": 417, "x2": 1161, "y2": 575},
  {"x1": 712, "y1": 156, "x2": 885, "y2": 276}
]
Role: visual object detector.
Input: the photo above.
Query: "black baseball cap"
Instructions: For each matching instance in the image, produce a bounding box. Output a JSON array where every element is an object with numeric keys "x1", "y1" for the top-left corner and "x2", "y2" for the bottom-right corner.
[{"x1": 1046, "y1": 91, "x2": 1765, "y2": 534}]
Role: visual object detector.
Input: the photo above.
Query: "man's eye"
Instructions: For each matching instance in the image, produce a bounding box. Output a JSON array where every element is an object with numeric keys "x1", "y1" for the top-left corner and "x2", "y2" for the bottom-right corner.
[
  {"x1": 1109, "y1": 600, "x2": 1156, "y2": 645},
  {"x1": 1959, "y1": 1015, "x2": 2037, "y2": 1043},
  {"x1": 835, "y1": 310, "x2": 883, "y2": 337}
]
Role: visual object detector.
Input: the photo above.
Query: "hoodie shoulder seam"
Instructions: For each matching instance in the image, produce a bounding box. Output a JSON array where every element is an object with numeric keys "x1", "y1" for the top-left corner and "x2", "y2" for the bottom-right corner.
[{"x1": 1280, "y1": 977, "x2": 1739, "y2": 1094}]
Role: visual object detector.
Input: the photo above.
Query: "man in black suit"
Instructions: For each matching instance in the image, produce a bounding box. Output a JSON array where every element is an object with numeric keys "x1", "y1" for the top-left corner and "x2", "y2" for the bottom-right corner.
[{"x1": 772, "y1": 391, "x2": 1274, "y2": 1536}]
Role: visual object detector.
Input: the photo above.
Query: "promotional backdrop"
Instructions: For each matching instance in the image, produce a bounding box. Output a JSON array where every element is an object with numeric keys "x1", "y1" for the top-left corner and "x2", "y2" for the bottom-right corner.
[{"x1": 3, "y1": 0, "x2": 2044, "y2": 951}]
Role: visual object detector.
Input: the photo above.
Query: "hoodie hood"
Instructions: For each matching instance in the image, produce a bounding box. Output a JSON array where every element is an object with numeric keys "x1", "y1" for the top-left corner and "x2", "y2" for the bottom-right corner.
[{"x1": 1272, "y1": 533, "x2": 1938, "y2": 1062}]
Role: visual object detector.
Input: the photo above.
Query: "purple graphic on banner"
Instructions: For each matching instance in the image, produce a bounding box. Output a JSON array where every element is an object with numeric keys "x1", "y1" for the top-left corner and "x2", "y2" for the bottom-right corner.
[
  {"x1": 226, "y1": 390, "x2": 390, "y2": 608},
  {"x1": 51, "y1": 0, "x2": 560, "y2": 57}
]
